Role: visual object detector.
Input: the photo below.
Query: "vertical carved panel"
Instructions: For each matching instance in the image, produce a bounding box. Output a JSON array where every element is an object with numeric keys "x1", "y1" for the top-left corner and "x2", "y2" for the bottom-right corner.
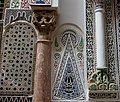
[
  {"x1": 105, "y1": 0, "x2": 118, "y2": 83},
  {"x1": 0, "y1": 22, "x2": 36, "y2": 94},
  {"x1": 0, "y1": 24, "x2": 3, "y2": 50},
  {"x1": 0, "y1": 23, "x2": 3, "y2": 74},
  {"x1": 115, "y1": 0, "x2": 120, "y2": 90},
  {"x1": 52, "y1": 24, "x2": 86, "y2": 101},
  {"x1": 86, "y1": 0, "x2": 96, "y2": 78}
]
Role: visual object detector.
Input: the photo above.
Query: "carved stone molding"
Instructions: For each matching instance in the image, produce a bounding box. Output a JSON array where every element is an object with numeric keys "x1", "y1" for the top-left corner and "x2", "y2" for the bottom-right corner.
[{"x1": 31, "y1": 6, "x2": 58, "y2": 41}]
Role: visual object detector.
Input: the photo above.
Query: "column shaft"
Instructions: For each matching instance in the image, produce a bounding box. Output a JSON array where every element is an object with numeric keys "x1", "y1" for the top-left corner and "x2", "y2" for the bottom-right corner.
[
  {"x1": 33, "y1": 41, "x2": 51, "y2": 102},
  {"x1": 95, "y1": 8, "x2": 106, "y2": 68}
]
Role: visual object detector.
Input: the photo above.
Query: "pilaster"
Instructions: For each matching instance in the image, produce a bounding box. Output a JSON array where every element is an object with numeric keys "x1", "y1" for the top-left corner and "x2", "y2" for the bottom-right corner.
[
  {"x1": 31, "y1": 6, "x2": 57, "y2": 102},
  {"x1": 88, "y1": 0, "x2": 117, "y2": 99}
]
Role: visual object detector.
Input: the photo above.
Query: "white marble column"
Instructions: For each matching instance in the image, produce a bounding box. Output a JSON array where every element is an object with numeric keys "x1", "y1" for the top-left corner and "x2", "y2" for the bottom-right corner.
[{"x1": 95, "y1": 0, "x2": 107, "y2": 69}]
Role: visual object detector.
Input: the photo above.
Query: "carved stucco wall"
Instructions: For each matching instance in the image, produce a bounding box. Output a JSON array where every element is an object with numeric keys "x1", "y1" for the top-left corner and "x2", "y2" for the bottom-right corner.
[{"x1": 1, "y1": 0, "x2": 120, "y2": 101}]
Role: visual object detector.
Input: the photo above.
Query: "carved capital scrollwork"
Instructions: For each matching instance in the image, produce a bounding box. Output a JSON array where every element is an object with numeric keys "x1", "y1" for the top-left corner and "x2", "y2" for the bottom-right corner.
[{"x1": 31, "y1": 6, "x2": 58, "y2": 41}]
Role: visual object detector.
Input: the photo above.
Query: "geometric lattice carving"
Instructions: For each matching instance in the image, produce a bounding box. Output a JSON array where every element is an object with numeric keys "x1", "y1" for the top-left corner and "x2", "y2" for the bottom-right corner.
[
  {"x1": 0, "y1": 22, "x2": 36, "y2": 94},
  {"x1": 115, "y1": 0, "x2": 120, "y2": 90},
  {"x1": 105, "y1": 0, "x2": 117, "y2": 83},
  {"x1": 0, "y1": 24, "x2": 3, "y2": 73},
  {"x1": 52, "y1": 24, "x2": 86, "y2": 101},
  {"x1": 86, "y1": 0, "x2": 96, "y2": 78}
]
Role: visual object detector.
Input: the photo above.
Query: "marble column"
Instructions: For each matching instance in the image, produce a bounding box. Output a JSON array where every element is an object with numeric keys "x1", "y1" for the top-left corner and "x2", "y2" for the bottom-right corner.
[
  {"x1": 30, "y1": 6, "x2": 57, "y2": 102},
  {"x1": 95, "y1": 0, "x2": 107, "y2": 69}
]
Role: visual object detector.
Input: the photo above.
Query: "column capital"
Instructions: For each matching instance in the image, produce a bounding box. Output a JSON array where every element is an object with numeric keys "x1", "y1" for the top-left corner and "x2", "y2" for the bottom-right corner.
[
  {"x1": 31, "y1": 6, "x2": 58, "y2": 41},
  {"x1": 94, "y1": 0, "x2": 105, "y2": 11}
]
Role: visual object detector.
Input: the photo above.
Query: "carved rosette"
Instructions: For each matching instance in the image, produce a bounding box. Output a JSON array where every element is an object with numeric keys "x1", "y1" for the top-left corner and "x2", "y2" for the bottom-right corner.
[{"x1": 32, "y1": 7, "x2": 57, "y2": 41}]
